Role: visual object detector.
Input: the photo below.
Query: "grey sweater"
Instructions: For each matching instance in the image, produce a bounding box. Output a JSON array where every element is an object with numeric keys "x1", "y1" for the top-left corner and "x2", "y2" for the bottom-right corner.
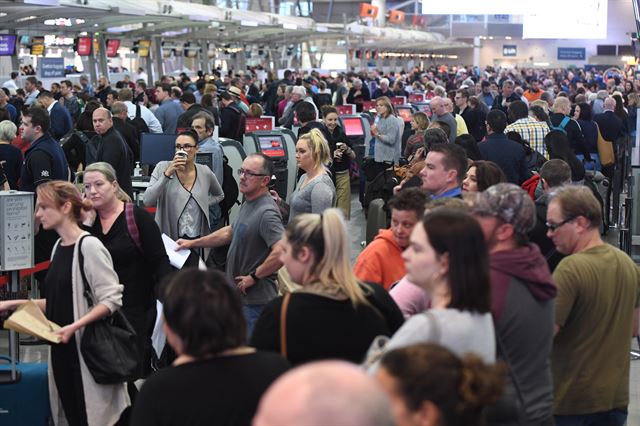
[
  {"x1": 289, "y1": 173, "x2": 336, "y2": 221},
  {"x1": 373, "y1": 115, "x2": 403, "y2": 164}
]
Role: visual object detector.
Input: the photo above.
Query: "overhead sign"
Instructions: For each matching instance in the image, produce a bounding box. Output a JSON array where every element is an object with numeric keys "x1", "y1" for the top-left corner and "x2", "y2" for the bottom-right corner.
[
  {"x1": 0, "y1": 35, "x2": 17, "y2": 56},
  {"x1": 106, "y1": 39, "x2": 121, "y2": 57},
  {"x1": 359, "y1": 3, "x2": 379, "y2": 19},
  {"x1": 39, "y1": 57, "x2": 65, "y2": 78},
  {"x1": 558, "y1": 47, "x2": 586, "y2": 60},
  {"x1": 76, "y1": 36, "x2": 92, "y2": 56},
  {"x1": 503, "y1": 45, "x2": 517, "y2": 57}
]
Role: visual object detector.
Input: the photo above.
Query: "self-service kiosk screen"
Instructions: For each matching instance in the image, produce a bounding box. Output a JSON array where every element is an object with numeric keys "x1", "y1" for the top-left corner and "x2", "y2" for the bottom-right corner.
[
  {"x1": 258, "y1": 135, "x2": 286, "y2": 158},
  {"x1": 343, "y1": 118, "x2": 364, "y2": 137},
  {"x1": 396, "y1": 108, "x2": 413, "y2": 123}
]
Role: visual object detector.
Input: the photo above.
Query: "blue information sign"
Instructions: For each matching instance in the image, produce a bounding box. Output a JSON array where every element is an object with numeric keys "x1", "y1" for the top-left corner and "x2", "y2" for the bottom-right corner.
[
  {"x1": 557, "y1": 47, "x2": 586, "y2": 60},
  {"x1": 39, "y1": 57, "x2": 65, "y2": 78}
]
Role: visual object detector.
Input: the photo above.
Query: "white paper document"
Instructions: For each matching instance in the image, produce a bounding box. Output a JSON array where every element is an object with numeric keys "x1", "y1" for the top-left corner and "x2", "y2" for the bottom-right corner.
[{"x1": 161, "y1": 233, "x2": 190, "y2": 269}]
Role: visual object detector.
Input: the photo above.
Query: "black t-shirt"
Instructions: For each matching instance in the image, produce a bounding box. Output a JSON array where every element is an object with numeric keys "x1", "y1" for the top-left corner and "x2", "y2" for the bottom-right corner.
[
  {"x1": 0, "y1": 143, "x2": 23, "y2": 189},
  {"x1": 44, "y1": 244, "x2": 75, "y2": 327},
  {"x1": 251, "y1": 283, "x2": 405, "y2": 366},
  {"x1": 27, "y1": 150, "x2": 55, "y2": 188},
  {"x1": 130, "y1": 352, "x2": 290, "y2": 426}
]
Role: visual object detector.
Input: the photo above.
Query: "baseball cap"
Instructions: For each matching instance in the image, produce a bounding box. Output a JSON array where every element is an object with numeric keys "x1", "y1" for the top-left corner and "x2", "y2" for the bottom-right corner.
[{"x1": 470, "y1": 183, "x2": 536, "y2": 234}]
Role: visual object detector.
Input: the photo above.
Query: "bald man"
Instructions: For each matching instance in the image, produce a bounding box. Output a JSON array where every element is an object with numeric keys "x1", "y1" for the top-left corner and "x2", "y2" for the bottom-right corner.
[
  {"x1": 91, "y1": 107, "x2": 133, "y2": 198},
  {"x1": 429, "y1": 96, "x2": 457, "y2": 142},
  {"x1": 253, "y1": 361, "x2": 394, "y2": 426},
  {"x1": 549, "y1": 97, "x2": 590, "y2": 161}
]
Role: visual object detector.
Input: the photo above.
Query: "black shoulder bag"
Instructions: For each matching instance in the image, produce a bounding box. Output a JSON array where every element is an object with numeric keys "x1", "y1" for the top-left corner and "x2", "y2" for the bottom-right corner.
[{"x1": 77, "y1": 235, "x2": 141, "y2": 384}]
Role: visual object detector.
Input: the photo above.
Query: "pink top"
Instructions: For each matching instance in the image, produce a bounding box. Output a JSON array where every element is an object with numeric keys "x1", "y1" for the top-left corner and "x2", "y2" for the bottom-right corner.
[{"x1": 389, "y1": 276, "x2": 431, "y2": 319}]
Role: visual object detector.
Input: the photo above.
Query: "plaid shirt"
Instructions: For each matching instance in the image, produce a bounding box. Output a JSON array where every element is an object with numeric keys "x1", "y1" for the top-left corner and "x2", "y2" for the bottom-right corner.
[{"x1": 505, "y1": 117, "x2": 550, "y2": 159}]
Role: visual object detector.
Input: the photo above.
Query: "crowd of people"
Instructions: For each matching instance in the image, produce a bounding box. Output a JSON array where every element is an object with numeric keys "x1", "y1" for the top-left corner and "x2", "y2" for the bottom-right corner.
[{"x1": 0, "y1": 63, "x2": 639, "y2": 426}]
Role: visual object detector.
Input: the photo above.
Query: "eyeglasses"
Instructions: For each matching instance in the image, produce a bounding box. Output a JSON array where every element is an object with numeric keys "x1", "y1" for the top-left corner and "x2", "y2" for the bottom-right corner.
[
  {"x1": 238, "y1": 168, "x2": 267, "y2": 178},
  {"x1": 175, "y1": 144, "x2": 196, "y2": 150},
  {"x1": 546, "y1": 216, "x2": 576, "y2": 232}
]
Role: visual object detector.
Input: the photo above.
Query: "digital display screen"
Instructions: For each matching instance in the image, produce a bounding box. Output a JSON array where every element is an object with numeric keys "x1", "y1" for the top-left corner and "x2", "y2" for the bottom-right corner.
[
  {"x1": 390, "y1": 96, "x2": 406, "y2": 106},
  {"x1": 408, "y1": 93, "x2": 424, "y2": 103},
  {"x1": 414, "y1": 103, "x2": 432, "y2": 117},
  {"x1": 0, "y1": 35, "x2": 17, "y2": 56},
  {"x1": 246, "y1": 117, "x2": 274, "y2": 133},
  {"x1": 361, "y1": 101, "x2": 377, "y2": 111},
  {"x1": 137, "y1": 40, "x2": 151, "y2": 57},
  {"x1": 76, "y1": 37, "x2": 92, "y2": 56},
  {"x1": 30, "y1": 36, "x2": 45, "y2": 56},
  {"x1": 106, "y1": 39, "x2": 120, "y2": 57},
  {"x1": 337, "y1": 105, "x2": 355, "y2": 115},
  {"x1": 396, "y1": 108, "x2": 413, "y2": 123},
  {"x1": 258, "y1": 135, "x2": 286, "y2": 158},
  {"x1": 343, "y1": 117, "x2": 364, "y2": 137}
]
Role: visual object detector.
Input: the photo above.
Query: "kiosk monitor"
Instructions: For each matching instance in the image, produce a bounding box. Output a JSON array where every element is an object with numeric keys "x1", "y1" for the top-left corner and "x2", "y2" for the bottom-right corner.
[
  {"x1": 396, "y1": 107, "x2": 413, "y2": 123},
  {"x1": 258, "y1": 134, "x2": 286, "y2": 158},
  {"x1": 140, "y1": 133, "x2": 177, "y2": 166},
  {"x1": 343, "y1": 117, "x2": 364, "y2": 137}
]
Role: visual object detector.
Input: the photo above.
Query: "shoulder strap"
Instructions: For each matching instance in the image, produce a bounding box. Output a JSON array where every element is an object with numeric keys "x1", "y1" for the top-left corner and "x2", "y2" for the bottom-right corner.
[
  {"x1": 135, "y1": 103, "x2": 142, "y2": 119},
  {"x1": 280, "y1": 293, "x2": 291, "y2": 359},
  {"x1": 423, "y1": 310, "x2": 441, "y2": 344},
  {"x1": 559, "y1": 116, "x2": 570, "y2": 129},
  {"x1": 125, "y1": 202, "x2": 143, "y2": 254},
  {"x1": 77, "y1": 234, "x2": 95, "y2": 308},
  {"x1": 495, "y1": 323, "x2": 526, "y2": 415}
]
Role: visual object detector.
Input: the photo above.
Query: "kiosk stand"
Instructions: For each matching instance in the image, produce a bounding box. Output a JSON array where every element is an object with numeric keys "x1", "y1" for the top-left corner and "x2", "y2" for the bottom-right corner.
[
  {"x1": 243, "y1": 131, "x2": 291, "y2": 200},
  {"x1": 0, "y1": 191, "x2": 35, "y2": 381}
]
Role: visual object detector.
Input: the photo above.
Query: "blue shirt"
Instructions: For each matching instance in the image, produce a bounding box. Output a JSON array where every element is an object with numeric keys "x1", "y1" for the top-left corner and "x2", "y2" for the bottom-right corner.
[
  {"x1": 198, "y1": 136, "x2": 224, "y2": 186},
  {"x1": 4, "y1": 102, "x2": 17, "y2": 122},
  {"x1": 154, "y1": 99, "x2": 184, "y2": 134},
  {"x1": 432, "y1": 186, "x2": 462, "y2": 200}
]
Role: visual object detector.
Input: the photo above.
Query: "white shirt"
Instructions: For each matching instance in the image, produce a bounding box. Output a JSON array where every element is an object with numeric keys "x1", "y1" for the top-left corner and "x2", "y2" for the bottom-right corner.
[
  {"x1": 2, "y1": 79, "x2": 18, "y2": 91},
  {"x1": 123, "y1": 101, "x2": 163, "y2": 133},
  {"x1": 47, "y1": 100, "x2": 57, "y2": 113}
]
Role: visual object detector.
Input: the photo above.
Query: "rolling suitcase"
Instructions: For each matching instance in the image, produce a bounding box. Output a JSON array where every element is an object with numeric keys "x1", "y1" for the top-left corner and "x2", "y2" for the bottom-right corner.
[{"x1": 0, "y1": 331, "x2": 51, "y2": 425}]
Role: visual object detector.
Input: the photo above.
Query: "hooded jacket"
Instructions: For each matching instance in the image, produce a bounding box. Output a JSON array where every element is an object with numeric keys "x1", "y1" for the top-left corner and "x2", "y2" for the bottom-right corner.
[
  {"x1": 354, "y1": 229, "x2": 405, "y2": 291},
  {"x1": 489, "y1": 243, "x2": 556, "y2": 424}
]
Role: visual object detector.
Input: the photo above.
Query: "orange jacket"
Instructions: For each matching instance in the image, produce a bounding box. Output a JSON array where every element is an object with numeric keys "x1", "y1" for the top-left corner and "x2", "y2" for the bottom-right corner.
[{"x1": 354, "y1": 229, "x2": 406, "y2": 291}]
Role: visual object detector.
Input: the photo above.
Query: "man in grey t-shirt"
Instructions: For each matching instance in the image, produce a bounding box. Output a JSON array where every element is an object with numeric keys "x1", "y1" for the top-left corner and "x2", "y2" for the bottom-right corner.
[
  {"x1": 178, "y1": 153, "x2": 284, "y2": 335},
  {"x1": 430, "y1": 96, "x2": 457, "y2": 142}
]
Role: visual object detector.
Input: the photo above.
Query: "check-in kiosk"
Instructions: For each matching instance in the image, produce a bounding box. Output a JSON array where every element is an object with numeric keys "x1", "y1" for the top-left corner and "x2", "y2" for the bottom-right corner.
[
  {"x1": 339, "y1": 115, "x2": 372, "y2": 163},
  {"x1": 395, "y1": 105, "x2": 415, "y2": 151},
  {"x1": 219, "y1": 138, "x2": 246, "y2": 225},
  {"x1": 411, "y1": 101, "x2": 432, "y2": 118},
  {"x1": 135, "y1": 133, "x2": 178, "y2": 204},
  {"x1": 243, "y1": 131, "x2": 293, "y2": 201}
]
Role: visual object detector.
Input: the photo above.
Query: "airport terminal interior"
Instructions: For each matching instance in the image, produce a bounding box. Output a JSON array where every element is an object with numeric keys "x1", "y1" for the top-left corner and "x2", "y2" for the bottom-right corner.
[{"x1": 2, "y1": 0, "x2": 640, "y2": 425}]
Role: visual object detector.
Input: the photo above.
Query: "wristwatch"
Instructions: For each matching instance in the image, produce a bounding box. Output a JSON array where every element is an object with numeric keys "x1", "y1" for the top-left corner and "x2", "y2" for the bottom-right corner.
[{"x1": 250, "y1": 271, "x2": 259, "y2": 282}]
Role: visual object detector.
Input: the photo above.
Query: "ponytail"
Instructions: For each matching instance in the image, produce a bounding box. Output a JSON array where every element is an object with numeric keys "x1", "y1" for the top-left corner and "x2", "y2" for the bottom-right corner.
[{"x1": 286, "y1": 208, "x2": 368, "y2": 306}]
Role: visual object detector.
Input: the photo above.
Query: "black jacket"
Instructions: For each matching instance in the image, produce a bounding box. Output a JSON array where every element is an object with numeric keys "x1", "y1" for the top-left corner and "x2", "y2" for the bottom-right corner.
[
  {"x1": 479, "y1": 133, "x2": 531, "y2": 185},
  {"x1": 176, "y1": 104, "x2": 216, "y2": 132},
  {"x1": 461, "y1": 106, "x2": 487, "y2": 142},
  {"x1": 347, "y1": 86, "x2": 371, "y2": 112},
  {"x1": 113, "y1": 117, "x2": 140, "y2": 162},
  {"x1": 593, "y1": 110, "x2": 624, "y2": 143},
  {"x1": 549, "y1": 113, "x2": 590, "y2": 159},
  {"x1": 95, "y1": 127, "x2": 133, "y2": 198}
]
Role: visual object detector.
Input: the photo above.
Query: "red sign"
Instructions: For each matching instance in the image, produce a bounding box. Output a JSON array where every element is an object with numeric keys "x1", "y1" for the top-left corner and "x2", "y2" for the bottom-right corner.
[
  {"x1": 390, "y1": 96, "x2": 407, "y2": 106},
  {"x1": 76, "y1": 37, "x2": 92, "y2": 56},
  {"x1": 397, "y1": 108, "x2": 413, "y2": 123},
  {"x1": 408, "y1": 93, "x2": 425, "y2": 103},
  {"x1": 388, "y1": 10, "x2": 406, "y2": 25},
  {"x1": 337, "y1": 105, "x2": 356, "y2": 116},
  {"x1": 106, "y1": 39, "x2": 120, "y2": 57},
  {"x1": 361, "y1": 101, "x2": 377, "y2": 111},
  {"x1": 245, "y1": 117, "x2": 274, "y2": 133}
]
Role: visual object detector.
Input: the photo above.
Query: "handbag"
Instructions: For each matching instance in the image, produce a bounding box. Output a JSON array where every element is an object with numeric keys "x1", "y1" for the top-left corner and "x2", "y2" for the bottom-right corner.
[
  {"x1": 596, "y1": 123, "x2": 615, "y2": 167},
  {"x1": 77, "y1": 235, "x2": 141, "y2": 385}
]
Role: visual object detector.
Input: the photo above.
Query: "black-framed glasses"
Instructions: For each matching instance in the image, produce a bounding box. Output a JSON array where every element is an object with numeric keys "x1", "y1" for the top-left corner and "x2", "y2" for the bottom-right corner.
[
  {"x1": 238, "y1": 168, "x2": 267, "y2": 178},
  {"x1": 175, "y1": 144, "x2": 196, "y2": 150},
  {"x1": 546, "y1": 216, "x2": 576, "y2": 232}
]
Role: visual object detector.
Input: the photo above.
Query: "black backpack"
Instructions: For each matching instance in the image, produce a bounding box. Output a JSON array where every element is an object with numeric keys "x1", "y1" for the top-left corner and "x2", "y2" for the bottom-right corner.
[
  {"x1": 363, "y1": 168, "x2": 400, "y2": 220},
  {"x1": 219, "y1": 155, "x2": 240, "y2": 225},
  {"x1": 130, "y1": 103, "x2": 150, "y2": 138}
]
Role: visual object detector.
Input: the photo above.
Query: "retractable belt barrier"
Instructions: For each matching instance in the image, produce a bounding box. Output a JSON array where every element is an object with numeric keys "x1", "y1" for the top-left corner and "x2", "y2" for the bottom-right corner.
[
  {"x1": 0, "y1": 207, "x2": 157, "y2": 286},
  {"x1": 0, "y1": 261, "x2": 50, "y2": 286}
]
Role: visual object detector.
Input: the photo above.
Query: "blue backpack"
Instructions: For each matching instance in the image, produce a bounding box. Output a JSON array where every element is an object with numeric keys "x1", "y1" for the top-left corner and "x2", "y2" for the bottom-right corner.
[{"x1": 550, "y1": 116, "x2": 570, "y2": 134}]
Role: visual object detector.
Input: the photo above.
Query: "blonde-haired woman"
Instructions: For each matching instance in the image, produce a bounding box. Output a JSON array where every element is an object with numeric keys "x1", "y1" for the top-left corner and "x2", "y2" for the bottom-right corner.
[
  {"x1": 367, "y1": 96, "x2": 403, "y2": 178},
  {"x1": 404, "y1": 111, "x2": 430, "y2": 158},
  {"x1": 83, "y1": 162, "x2": 172, "y2": 380},
  {"x1": 250, "y1": 209, "x2": 404, "y2": 365},
  {"x1": 0, "y1": 180, "x2": 129, "y2": 425},
  {"x1": 288, "y1": 128, "x2": 336, "y2": 221}
]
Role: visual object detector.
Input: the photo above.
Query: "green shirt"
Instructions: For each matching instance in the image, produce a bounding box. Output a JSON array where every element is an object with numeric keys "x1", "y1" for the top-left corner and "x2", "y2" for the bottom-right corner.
[{"x1": 552, "y1": 244, "x2": 640, "y2": 415}]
